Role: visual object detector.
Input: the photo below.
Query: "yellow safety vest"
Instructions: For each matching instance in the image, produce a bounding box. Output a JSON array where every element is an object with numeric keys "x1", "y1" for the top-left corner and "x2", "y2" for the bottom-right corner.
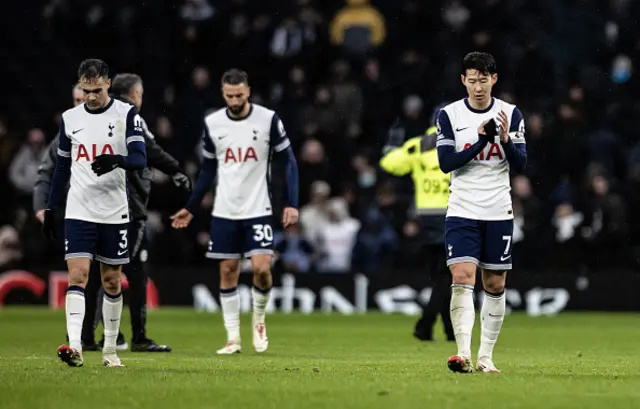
[{"x1": 379, "y1": 127, "x2": 450, "y2": 215}]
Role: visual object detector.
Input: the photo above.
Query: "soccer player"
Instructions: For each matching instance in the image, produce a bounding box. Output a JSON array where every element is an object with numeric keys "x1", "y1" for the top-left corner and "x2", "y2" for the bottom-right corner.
[
  {"x1": 436, "y1": 52, "x2": 527, "y2": 373},
  {"x1": 171, "y1": 69, "x2": 299, "y2": 354},
  {"x1": 43, "y1": 59, "x2": 147, "y2": 367},
  {"x1": 35, "y1": 76, "x2": 185, "y2": 352},
  {"x1": 81, "y1": 73, "x2": 185, "y2": 352}
]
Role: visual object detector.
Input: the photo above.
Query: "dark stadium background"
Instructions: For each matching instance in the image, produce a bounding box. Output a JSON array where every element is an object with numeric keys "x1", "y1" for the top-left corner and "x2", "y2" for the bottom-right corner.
[{"x1": 2, "y1": 0, "x2": 640, "y2": 311}]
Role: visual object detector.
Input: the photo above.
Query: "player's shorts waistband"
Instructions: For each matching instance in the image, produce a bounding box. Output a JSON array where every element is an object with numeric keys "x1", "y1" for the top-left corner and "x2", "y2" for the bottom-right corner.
[
  {"x1": 211, "y1": 212, "x2": 273, "y2": 221},
  {"x1": 445, "y1": 215, "x2": 514, "y2": 221}
]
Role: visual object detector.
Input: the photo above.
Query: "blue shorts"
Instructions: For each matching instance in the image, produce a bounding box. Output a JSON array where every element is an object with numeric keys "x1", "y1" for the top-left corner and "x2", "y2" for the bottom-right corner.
[
  {"x1": 207, "y1": 216, "x2": 275, "y2": 259},
  {"x1": 445, "y1": 217, "x2": 514, "y2": 270},
  {"x1": 65, "y1": 219, "x2": 130, "y2": 265}
]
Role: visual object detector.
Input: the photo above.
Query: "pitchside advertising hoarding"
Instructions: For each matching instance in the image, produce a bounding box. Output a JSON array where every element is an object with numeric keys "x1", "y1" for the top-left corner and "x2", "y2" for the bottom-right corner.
[{"x1": 1, "y1": 265, "x2": 639, "y2": 314}]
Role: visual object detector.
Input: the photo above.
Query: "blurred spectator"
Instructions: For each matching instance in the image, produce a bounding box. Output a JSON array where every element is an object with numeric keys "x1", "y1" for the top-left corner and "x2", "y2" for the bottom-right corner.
[
  {"x1": 0, "y1": 225, "x2": 22, "y2": 269},
  {"x1": 512, "y1": 175, "x2": 544, "y2": 268},
  {"x1": 176, "y1": 66, "x2": 217, "y2": 162},
  {"x1": 582, "y1": 173, "x2": 628, "y2": 267},
  {"x1": 270, "y1": 16, "x2": 304, "y2": 59},
  {"x1": 180, "y1": 0, "x2": 215, "y2": 22},
  {"x1": 275, "y1": 224, "x2": 316, "y2": 273},
  {"x1": 329, "y1": 60, "x2": 363, "y2": 127},
  {"x1": 316, "y1": 198, "x2": 360, "y2": 273},
  {"x1": 551, "y1": 202, "x2": 584, "y2": 269},
  {"x1": 442, "y1": 0, "x2": 470, "y2": 32},
  {"x1": 330, "y1": 0, "x2": 386, "y2": 57},
  {"x1": 376, "y1": 180, "x2": 409, "y2": 236},
  {"x1": 298, "y1": 139, "x2": 333, "y2": 206},
  {"x1": 300, "y1": 180, "x2": 331, "y2": 244},
  {"x1": 351, "y1": 205, "x2": 397, "y2": 274},
  {"x1": 351, "y1": 151, "x2": 377, "y2": 199},
  {"x1": 9, "y1": 128, "x2": 46, "y2": 196}
]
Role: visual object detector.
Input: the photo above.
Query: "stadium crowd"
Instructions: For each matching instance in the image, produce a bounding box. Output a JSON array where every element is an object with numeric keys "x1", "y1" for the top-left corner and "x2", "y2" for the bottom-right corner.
[{"x1": 1, "y1": 0, "x2": 640, "y2": 274}]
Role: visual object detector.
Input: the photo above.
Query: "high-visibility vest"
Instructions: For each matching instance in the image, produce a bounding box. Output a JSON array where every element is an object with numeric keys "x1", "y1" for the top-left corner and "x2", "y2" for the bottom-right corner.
[{"x1": 379, "y1": 127, "x2": 449, "y2": 215}]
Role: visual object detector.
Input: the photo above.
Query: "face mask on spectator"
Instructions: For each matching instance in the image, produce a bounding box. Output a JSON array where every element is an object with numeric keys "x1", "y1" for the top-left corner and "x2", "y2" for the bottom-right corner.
[
  {"x1": 611, "y1": 55, "x2": 632, "y2": 84},
  {"x1": 358, "y1": 171, "x2": 376, "y2": 188}
]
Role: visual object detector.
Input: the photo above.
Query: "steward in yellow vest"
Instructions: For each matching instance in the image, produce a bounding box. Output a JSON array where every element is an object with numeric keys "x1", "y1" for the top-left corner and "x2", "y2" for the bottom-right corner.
[{"x1": 379, "y1": 126, "x2": 454, "y2": 342}]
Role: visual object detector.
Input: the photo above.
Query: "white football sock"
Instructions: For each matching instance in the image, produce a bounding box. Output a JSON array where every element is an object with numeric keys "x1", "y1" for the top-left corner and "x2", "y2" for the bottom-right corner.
[
  {"x1": 478, "y1": 290, "x2": 506, "y2": 360},
  {"x1": 252, "y1": 285, "x2": 271, "y2": 323},
  {"x1": 102, "y1": 292, "x2": 123, "y2": 355},
  {"x1": 220, "y1": 287, "x2": 240, "y2": 341},
  {"x1": 450, "y1": 284, "x2": 475, "y2": 359},
  {"x1": 66, "y1": 286, "x2": 86, "y2": 352}
]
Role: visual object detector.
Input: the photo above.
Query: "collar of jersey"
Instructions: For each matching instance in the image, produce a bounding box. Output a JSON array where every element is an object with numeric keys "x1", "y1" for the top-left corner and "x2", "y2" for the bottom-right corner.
[
  {"x1": 464, "y1": 97, "x2": 494, "y2": 114},
  {"x1": 84, "y1": 98, "x2": 114, "y2": 115},
  {"x1": 225, "y1": 104, "x2": 253, "y2": 121}
]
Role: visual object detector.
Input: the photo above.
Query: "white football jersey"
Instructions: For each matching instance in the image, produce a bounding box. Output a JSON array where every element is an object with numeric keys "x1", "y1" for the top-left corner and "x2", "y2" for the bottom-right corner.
[
  {"x1": 58, "y1": 99, "x2": 144, "y2": 224},
  {"x1": 202, "y1": 104, "x2": 291, "y2": 220},
  {"x1": 436, "y1": 98, "x2": 526, "y2": 220}
]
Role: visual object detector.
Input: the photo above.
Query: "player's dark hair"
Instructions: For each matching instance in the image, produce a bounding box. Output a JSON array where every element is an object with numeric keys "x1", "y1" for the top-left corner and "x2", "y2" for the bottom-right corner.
[
  {"x1": 77, "y1": 59, "x2": 109, "y2": 81},
  {"x1": 111, "y1": 73, "x2": 142, "y2": 97},
  {"x1": 462, "y1": 52, "x2": 497, "y2": 76},
  {"x1": 221, "y1": 69, "x2": 249, "y2": 86}
]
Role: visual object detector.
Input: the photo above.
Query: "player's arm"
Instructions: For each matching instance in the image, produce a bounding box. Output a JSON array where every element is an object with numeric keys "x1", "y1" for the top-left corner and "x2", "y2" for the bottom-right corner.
[
  {"x1": 436, "y1": 110, "x2": 490, "y2": 174},
  {"x1": 33, "y1": 135, "x2": 59, "y2": 219},
  {"x1": 271, "y1": 114, "x2": 299, "y2": 227},
  {"x1": 143, "y1": 124, "x2": 191, "y2": 193},
  {"x1": 185, "y1": 127, "x2": 218, "y2": 214},
  {"x1": 122, "y1": 107, "x2": 147, "y2": 170},
  {"x1": 46, "y1": 121, "x2": 71, "y2": 211},
  {"x1": 379, "y1": 137, "x2": 416, "y2": 176},
  {"x1": 172, "y1": 126, "x2": 217, "y2": 229},
  {"x1": 42, "y1": 121, "x2": 71, "y2": 239},
  {"x1": 498, "y1": 108, "x2": 527, "y2": 173},
  {"x1": 91, "y1": 107, "x2": 147, "y2": 176}
]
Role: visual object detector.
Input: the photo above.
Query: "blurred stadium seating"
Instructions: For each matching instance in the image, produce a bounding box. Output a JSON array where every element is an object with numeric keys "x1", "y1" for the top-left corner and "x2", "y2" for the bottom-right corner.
[{"x1": 2, "y1": 0, "x2": 640, "y2": 277}]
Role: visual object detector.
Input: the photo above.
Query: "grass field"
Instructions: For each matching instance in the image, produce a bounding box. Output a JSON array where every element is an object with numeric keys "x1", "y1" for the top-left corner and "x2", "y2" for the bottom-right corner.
[{"x1": 1, "y1": 308, "x2": 639, "y2": 409}]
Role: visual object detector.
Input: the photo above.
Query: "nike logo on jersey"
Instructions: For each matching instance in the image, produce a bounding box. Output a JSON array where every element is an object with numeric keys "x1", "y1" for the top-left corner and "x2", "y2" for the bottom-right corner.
[
  {"x1": 72, "y1": 128, "x2": 84, "y2": 134},
  {"x1": 260, "y1": 242, "x2": 271, "y2": 247},
  {"x1": 455, "y1": 127, "x2": 470, "y2": 132},
  {"x1": 117, "y1": 249, "x2": 127, "y2": 256},
  {"x1": 217, "y1": 135, "x2": 228, "y2": 140},
  {"x1": 500, "y1": 255, "x2": 511, "y2": 261}
]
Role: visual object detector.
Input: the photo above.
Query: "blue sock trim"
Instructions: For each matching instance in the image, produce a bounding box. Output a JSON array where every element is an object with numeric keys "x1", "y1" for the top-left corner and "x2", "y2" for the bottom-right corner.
[
  {"x1": 252, "y1": 285, "x2": 271, "y2": 295},
  {"x1": 485, "y1": 289, "x2": 505, "y2": 298},
  {"x1": 66, "y1": 285, "x2": 85, "y2": 294},
  {"x1": 220, "y1": 287, "x2": 237, "y2": 297},
  {"x1": 104, "y1": 291, "x2": 122, "y2": 300}
]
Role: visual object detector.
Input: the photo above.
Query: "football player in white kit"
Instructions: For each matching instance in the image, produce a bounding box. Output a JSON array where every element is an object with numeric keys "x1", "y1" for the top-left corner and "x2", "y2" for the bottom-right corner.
[
  {"x1": 435, "y1": 52, "x2": 527, "y2": 373},
  {"x1": 171, "y1": 69, "x2": 299, "y2": 354},
  {"x1": 43, "y1": 59, "x2": 147, "y2": 367}
]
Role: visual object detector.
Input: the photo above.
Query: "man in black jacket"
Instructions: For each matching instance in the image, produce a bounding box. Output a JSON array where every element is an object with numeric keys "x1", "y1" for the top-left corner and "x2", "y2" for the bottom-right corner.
[{"x1": 34, "y1": 74, "x2": 191, "y2": 352}]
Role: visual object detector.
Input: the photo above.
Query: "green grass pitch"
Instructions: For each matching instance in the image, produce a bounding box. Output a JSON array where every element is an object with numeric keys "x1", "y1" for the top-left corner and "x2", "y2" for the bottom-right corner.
[{"x1": 1, "y1": 308, "x2": 639, "y2": 409}]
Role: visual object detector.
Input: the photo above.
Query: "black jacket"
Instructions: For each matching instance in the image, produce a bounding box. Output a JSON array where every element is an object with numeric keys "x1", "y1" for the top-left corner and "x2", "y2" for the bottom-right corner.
[{"x1": 33, "y1": 113, "x2": 182, "y2": 221}]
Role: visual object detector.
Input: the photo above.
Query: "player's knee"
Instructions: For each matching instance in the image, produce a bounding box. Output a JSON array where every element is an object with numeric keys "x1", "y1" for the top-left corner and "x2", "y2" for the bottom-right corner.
[
  {"x1": 68, "y1": 267, "x2": 89, "y2": 286},
  {"x1": 450, "y1": 264, "x2": 475, "y2": 284},
  {"x1": 220, "y1": 261, "x2": 240, "y2": 280},
  {"x1": 101, "y1": 268, "x2": 122, "y2": 294},
  {"x1": 483, "y1": 272, "x2": 506, "y2": 293},
  {"x1": 252, "y1": 263, "x2": 271, "y2": 287}
]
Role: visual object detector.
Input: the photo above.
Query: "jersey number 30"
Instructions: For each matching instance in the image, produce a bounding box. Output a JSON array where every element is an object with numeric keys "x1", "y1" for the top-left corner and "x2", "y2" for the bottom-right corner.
[{"x1": 252, "y1": 224, "x2": 273, "y2": 242}]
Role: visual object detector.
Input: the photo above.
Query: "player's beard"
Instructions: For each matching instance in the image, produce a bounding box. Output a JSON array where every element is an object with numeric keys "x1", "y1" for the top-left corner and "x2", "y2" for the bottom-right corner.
[{"x1": 228, "y1": 103, "x2": 246, "y2": 116}]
